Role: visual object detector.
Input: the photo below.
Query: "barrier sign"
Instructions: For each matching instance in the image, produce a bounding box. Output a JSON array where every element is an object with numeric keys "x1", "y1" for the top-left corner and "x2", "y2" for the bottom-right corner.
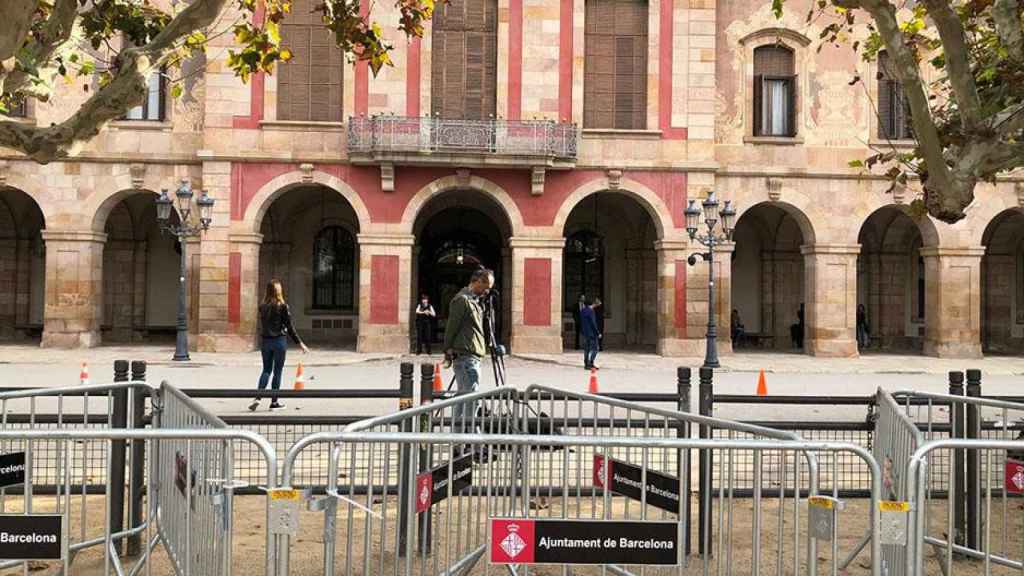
[
  {"x1": 1006, "y1": 459, "x2": 1024, "y2": 494},
  {"x1": 0, "y1": 452, "x2": 26, "y2": 488},
  {"x1": 0, "y1": 515, "x2": 62, "y2": 560},
  {"x1": 416, "y1": 453, "x2": 472, "y2": 513},
  {"x1": 592, "y1": 455, "x2": 681, "y2": 513},
  {"x1": 490, "y1": 519, "x2": 679, "y2": 565}
]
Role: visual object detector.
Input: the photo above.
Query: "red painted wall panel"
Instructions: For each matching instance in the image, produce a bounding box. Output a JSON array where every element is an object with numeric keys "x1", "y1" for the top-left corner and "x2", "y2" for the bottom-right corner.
[
  {"x1": 674, "y1": 260, "x2": 686, "y2": 332},
  {"x1": 229, "y1": 252, "x2": 242, "y2": 326},
  {"x1": 406, "y1": 38, "x2": 421, "y2": 117},
  {"x1": 558, "y1": 0, "x2": 573, "y2": 122},
  {"x1": 523, "y1": 258, "x2": 552, "y2": 326},
  {"x1": 508, "y1": 0, "x2": 523, "y2": 120},
  {"x1": 370, "y1": 255, "x2": 400, "y2": 324},
  {"x1": 354, "y1": 0, "x2": 369, "y2": 115},
  {"x1": 658, "y1": 0, "x2": 687, "y2": 140}
]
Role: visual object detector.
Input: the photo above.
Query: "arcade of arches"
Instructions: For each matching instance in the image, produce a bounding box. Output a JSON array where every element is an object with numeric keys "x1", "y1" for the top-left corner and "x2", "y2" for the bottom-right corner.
[{"x1": 7, "y1": 169, "x2": 1024, "y2": 360}]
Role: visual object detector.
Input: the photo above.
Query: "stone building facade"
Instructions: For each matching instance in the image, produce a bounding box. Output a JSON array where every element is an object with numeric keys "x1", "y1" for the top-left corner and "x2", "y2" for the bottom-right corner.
[{"x1": 1, "y1": 0, "x2": 1021, "y2": 358}]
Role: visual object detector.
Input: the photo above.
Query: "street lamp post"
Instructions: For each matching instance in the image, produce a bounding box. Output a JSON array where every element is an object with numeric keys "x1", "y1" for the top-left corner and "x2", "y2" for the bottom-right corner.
[
  {"x1": 156, "y1": 180, "x2": 215, "y2": 361},
  {"x1": 684, "y1": 192, "x2": 736, "y2": 369}
]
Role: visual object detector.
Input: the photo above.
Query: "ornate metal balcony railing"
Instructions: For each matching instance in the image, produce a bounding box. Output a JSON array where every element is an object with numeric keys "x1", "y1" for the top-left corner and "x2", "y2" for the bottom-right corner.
[{"x1": 347, "y1": 115, "x2": 578, "y2": 161}]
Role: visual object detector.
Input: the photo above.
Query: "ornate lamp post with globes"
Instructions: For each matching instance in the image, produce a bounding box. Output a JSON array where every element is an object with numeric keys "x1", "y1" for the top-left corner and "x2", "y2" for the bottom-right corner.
[
  {"x1": 684, "y1": 191, "x2": 737, "y2": 369},
  {"x1": 155, "y1": 180, "x2": 215, "y2": 361}
]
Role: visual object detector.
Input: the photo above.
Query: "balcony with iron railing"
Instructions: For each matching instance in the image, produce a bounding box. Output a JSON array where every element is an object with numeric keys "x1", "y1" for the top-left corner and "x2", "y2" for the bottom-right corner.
[{"x1": 346, "y1": 115, "x2": 578, "y2": 169}]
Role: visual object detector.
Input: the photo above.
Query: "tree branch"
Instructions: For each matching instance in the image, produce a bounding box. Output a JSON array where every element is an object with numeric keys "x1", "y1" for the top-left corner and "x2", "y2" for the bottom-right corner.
[
  {"x1": 921, "y1": 0, "x2": 984, "y2": 130},
  {"x1": 0, "y1": 0, "x2": 233, "y2": 162},
  {"x1": 993, "y1": 0, "x2": 1024, "y2": 62},
  {"x1": 0, "y1": 0, "x2": 38, "y2": 79},
  {"x1": 3, "y1": 0, "x2": 80, "y2": 97}
]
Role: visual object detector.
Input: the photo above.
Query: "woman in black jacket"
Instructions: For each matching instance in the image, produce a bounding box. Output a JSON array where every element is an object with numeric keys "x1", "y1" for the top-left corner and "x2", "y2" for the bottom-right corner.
[{"x1": 249, "y1": 279, "x2": 308, "y2": 411}]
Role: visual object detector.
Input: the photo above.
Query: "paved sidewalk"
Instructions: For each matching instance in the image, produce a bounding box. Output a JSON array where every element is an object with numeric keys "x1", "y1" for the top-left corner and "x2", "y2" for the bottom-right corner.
[{"x1": 1, "y1": 344, "x2": 1022, "y2": 375}]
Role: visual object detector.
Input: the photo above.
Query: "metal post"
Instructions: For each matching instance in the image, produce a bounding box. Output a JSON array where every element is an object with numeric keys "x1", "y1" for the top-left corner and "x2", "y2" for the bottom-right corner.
[
  {"x1": 110, "y1": 360, "x2": 129, "y2": 554},
  {"x1": 703, "y1": 240, "x2": 720, "y2": 369},
  {"x1": 949, "y1": 371, "x2": 966, "y2": 547},
  {"x1": 698, "y1": 366, "x2": 713, "y2": 554},
  {"x1": 127, "y1": 360, "x2": 147, "y2": 556},
  {"x1": 173, "y1": 236, "x2": 190, "y2": 361},
  {"x1": 418, "y1": 363, "x2": 434, "y2": 554},
  {"x1": 677, "y1": 367, "x2": 692, "y2": 556},
  {"x1": 966, "y1": 368, "x2": 982, "y2": 550},
  {"x1": 397, "y1": 363, "x2": 414, "y2": 557}
]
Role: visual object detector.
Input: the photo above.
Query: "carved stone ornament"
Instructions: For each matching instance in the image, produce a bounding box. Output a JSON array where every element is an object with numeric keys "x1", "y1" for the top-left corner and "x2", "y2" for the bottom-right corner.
[
  {"x1": 299, "y1": 163, "x2": 315, "y2": 183},
  {"x1": 1016, "y1": 182, "x2": 1024, "y2": 207},
  {"x1": 766, "y1": 177, "x2": 782, "y2": 201},
  {"x1": 129, "y1": 163, "x2": 146, "y2": 189},
  {"x1": 891, "y1": 181, "x2": 906, "y2": 205},
  {"x1": 456, "y1": 168, "x2": 471, "y2": 186},
  {"x1": 380, "y1": 163, "x2": 395, "y2": 192},
  {"x1": 606, "y1": 169, "x2": 623, "y2": 190},
  {"x1": 531, "y1": 167, "x2": 546, "y2": 196}
]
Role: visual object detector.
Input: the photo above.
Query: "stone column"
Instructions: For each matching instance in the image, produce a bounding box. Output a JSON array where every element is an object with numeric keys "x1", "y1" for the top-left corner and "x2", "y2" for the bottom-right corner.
[
  {"x1": 40, "y1": 230, "x2": 107, "y2": 348},
  {"x1": 921, "y1": 246, "x2": 984, "y2": 358},
  {"x1": 195, "y1": 159, "x2": 234, "y2": 352},
  {"x1": 655, "y1": 240, "x2": 724, "y2": 357},
  {"x1": 508, "y1": 237, "x2": 564, "y2": 354},
  {"x1": 801, "y1": 244, "x2": 860, "y2": 357},
  {"x1": 357, "y1": 233, "x2": 415, "y2": 353},
  {"x1": 223, "y1": 232, "x2": 263, "y2": 351}
]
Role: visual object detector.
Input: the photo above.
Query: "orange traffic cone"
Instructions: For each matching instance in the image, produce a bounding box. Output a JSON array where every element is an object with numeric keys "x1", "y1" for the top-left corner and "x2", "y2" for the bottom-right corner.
[
  {"x1": 433, "y1": 363, "x2": 443, "y2": 392},
  {"x1": 588, "y1": 368, "x2": 599, "y2": 394},
  {"x1": 294, "y1": 362, "x2": 306, "y2": 390},
  {"x1": 756, "y1": 369, "x2": 768, "y2": 397},
  {"x1": 79, "y1": 362, "x2": 90, "y2": 386}
]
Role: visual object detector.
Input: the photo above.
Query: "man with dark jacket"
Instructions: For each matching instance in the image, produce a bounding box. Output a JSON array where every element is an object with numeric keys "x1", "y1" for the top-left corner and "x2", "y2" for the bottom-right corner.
[
  {"x1": 580, "y1": 298, "x2": 602, "y2": 369},
  {"x1": 444, "y1": 268, "x2": 494, "y2": 425}
]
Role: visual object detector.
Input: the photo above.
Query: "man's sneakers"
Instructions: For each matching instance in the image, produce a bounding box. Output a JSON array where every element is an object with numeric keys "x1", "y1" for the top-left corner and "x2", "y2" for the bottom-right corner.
[
  {"x1": 270, "y1": 402, "x2": 285, "y2": 410},
  {"x1": 248, "y1": 399, "x2": 260, "y2": 412}
]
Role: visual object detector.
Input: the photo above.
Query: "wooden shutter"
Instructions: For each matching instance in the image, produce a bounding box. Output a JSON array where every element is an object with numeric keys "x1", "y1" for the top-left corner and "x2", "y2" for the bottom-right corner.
[
  {"x1": 278, "y1": 0, "x2": 343, "y2": 122},
  {"x1": 786, "y1": 75, "x2": 798, "y2": 137},
  {"x1": 878, "y1": 79, "x2": 894, "y2": 138},
  {"x1": 584, "y1": 0, "x2": 647, "y2": 129},
  {"x1": 431, "y1": 0, "x2": 497, "y2": 120},
  {"x1": 753, "y1": 74, "x2": 763, "y2": 136}
]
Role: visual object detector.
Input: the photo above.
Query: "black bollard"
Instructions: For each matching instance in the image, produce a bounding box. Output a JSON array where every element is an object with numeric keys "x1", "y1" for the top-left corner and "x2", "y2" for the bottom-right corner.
[
  {"x1": 966, "y1": 369, "x2": 982, "y2": 549},
  {"x1": 110, "y1": 361, "x2": 129, "y2": 554},
  {"x1": 948, "y1": 371, "x2": 966, "y2": 547},
  {"x1": 127, "y1": 361, "x2": 147, "y2": 556},
  {"x1": 697, "y1": 366, "x2": 713, "y2": 555},
  {"x1": 418, "y1": 363, "x2": 435, "y2": 554},
  {"x1": 677, "y1": 367, "x2": 692, "y2": 556},
  {"x1": 397, "y1": 362, "x2": 415, "y2": 558}
]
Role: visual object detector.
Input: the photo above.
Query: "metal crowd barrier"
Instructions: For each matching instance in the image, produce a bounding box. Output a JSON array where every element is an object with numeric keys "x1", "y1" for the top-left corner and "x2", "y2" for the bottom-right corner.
[
  {"x1": 0, "y1": 381, "x2": 280, "y2": 576},
  {"x1": 273, "y1": 380, "x2": 888, "y2": 576}
]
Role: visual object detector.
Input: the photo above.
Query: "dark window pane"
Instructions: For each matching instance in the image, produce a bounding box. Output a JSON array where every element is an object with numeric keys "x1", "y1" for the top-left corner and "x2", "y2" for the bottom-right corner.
[
  {"x1": 563, "y1": 231, "x2": 605, "y2": 312},
  {"x1": 313, "y1": 226, "x2": 355, "y2": 310}
]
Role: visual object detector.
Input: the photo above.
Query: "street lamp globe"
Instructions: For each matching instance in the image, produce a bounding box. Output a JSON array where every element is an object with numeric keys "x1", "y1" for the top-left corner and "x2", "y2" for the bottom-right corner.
[
  {"x1": 702, "y1": 191, "x2": 719, "y2": 228},
  {"x1": 197, "y1": 190, "x2": 215, "y2": 228},
  {"x1": 720, "y1": 200, "x2": 736, "y2": 239},
  {"x1": 155, "y1": 189, "x2": 173, "y2": 223},
  {"x1": 175, "y1": 179, "x2": 194, "y2": 220},
  {"x1": 684, "y1": 200, "x2": 701, "y2": 239}
]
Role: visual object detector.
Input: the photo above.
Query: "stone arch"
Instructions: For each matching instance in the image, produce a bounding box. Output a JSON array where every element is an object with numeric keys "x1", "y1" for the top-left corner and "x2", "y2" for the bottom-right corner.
[
  {"x1": 400, "y1": 175, "x2": 525, "y2": 237},
  {"x1": 242, "y1": 170, "x2": 372, "y2": 234},
  {"x1": 981, "y1": 207, "x2": 1024, "y2": 354},
  {"x1": 734, "y1": 200, "x2": 817, "y2": 246},
  {"x1": 90, "y1": 188, "x2": 161, "y2": 233},
  {"x1": 0, "y1": 175, "x2": 52, "y2": 227},
  {"x1": 553, "y1": 177, "x2": 677, "y2": 240},
  {"x1": 0, "y1": 186, "x2": 47, "y2": 238}
]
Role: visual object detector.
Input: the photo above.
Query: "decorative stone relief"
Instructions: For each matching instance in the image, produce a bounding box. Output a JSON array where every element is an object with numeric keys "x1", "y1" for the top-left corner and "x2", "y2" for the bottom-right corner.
[
  {"x1": 1016, "y1": 182, "x2": 1024, "y2": 207},
  {"x1": 766, "y1": 177, "x2": 783, "y2": 201},
  {"x1": 606, "y1": 169, "x2": 623, "y2": 190},
  {"x1": 380, "y1": 163, "x2": 395, "y2": 192},
  {"x1": 0, "y1": 160, "x2": 7, "y2": 186},
  {"x1": 892, "y1": 182, "x2": 906, "y2": 205},
  {"x1": 299, "y1": 163, "x2": 315, "y2": 183},
  {"x1": 129, "y1": 163, "x2": 146, "y2": 189},
  {"x1": 531, "y1": 167, "x2": 545, "y2": 196},
  {"x1": 456, "y1": 168, "x2": 471, "y2": 186}
]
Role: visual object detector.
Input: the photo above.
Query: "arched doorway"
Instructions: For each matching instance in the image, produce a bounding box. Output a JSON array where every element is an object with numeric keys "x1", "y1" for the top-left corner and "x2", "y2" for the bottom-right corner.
[
  {"x1": 99, "y1": 191, "x2": 182, "y2": 343},
  {"x1": 0, "y1": 187, "x2": 45, "y2": 342},
  {"x1": 561, "y1": 192, "x2": 658, "y2": 351},
  {"x1": 413, "y1": 190, "x2": 512, "y2": 348},
  {"x1": 857, "y1": 206, "x2": 928, "y2": 353},
  {"x1": 259, "y1": 185, "x2": 361, "y2": 348},
  {"x1": 731, "y1": 203, "x2": 808, "y2": 352},
  {"x1": 981, "y1": 209, "x2": 1024, "y2": 354}
]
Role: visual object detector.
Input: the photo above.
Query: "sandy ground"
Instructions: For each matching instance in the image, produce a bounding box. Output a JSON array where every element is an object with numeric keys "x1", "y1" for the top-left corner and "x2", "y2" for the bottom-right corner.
[{"x1": 2, "y1": 492, "x2": 1023, "y2": 576}]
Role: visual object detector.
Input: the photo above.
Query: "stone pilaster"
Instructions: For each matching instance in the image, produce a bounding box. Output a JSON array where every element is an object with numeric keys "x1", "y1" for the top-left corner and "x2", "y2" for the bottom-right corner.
[
  {"x1": 222, "y1": 232, "x2": 264, "y2": 351},
  {"x1": 656, "y1": 239, "x2": 727, "y2": 357},
  {"x1": 40, "y1": 230, "x2": 107, "y2": 348},
  {"x1": 921, "y1": 247, "x2": 984, "y2": 358},
  {"x1": 357, "y1": 233, "x2": 415, "y2": 353},
  {"x1": 801, "y1": 244, "x2": 860, "y2": 357},
  {"x1": 508, "y1": 237, "x2": 564, "y2": 354},
  {"x1": 194, "y1": 160, "x2": 234, "y2": 352}
]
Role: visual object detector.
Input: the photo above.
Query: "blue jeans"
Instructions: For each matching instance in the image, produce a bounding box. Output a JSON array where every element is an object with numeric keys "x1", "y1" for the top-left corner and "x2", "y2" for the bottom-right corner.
[
  {"x1": 584, "y1": 336, "x2": 599, "y2": 368},
  {"x1": 257, "y1": 336, "x2": 288, "y2": 403},
  {"x1": 452, "y1": 355, "x2": 481, "y2": 431}
]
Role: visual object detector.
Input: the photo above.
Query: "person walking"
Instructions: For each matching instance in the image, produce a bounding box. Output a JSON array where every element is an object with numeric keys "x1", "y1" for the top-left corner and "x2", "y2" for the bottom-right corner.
[
  {"x1": 444, "y1": 268, "x2": 494, "y2": 428},
  {"x1": 580, "y1": 298, "x2": 602, "y2": 370},
  {"x1": 249, "y1": 279, "x2": 308, "y2": 411},
  {"x1": 415, "y1": 294, "x2": 436, "y2": 354},
  {"x1": 856, "y1": 303, "x2": 871, "y2": 350}
]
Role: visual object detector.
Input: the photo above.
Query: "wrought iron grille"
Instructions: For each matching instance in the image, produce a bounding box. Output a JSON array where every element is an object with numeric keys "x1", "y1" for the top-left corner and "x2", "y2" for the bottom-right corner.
[{"x1": 347, "y1": 115, "x2": 578, "y2": 159}]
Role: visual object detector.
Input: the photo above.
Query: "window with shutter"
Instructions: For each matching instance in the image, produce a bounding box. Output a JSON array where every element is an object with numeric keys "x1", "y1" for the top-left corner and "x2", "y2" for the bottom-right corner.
[
  {"x1": 431, "y1": 0, "x2": 498, "y2": 120},
  {"x1": 877, "y1": 51, "x2": 912, "y2": 140},
  {"x1": 279, "y1": 0, "x2": 343, "y2": 122},
  {"x1": 752, "y1": 45, "x2": 795, "y2": 137},
  {"x1": 583, "y1": 0, "x2": 647, "y2": 129},
  {"x1": 124, "y1": 69, "x2": 166, "y2": 121}
]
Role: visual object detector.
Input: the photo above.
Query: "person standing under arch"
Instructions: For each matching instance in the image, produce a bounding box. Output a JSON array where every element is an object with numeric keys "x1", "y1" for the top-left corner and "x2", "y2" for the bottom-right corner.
[{"x1": 415, "y1": 294, "x2": 436, "y2": 354}]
